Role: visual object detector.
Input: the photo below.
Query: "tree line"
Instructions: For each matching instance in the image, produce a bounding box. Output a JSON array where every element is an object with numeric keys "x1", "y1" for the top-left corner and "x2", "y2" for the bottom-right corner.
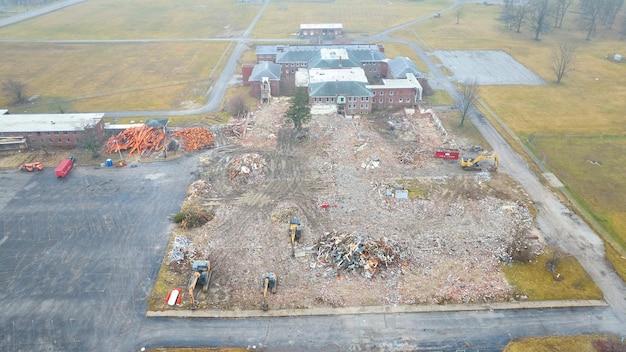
[{"x1": 501, "y1": 0, "x2": 625, "y2": 41}]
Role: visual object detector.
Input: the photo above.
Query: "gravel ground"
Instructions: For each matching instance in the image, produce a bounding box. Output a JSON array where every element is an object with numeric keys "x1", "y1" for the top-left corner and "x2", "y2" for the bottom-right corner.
[{"x1": 160, "y1": 100, "x2": 543, "y2": 311}]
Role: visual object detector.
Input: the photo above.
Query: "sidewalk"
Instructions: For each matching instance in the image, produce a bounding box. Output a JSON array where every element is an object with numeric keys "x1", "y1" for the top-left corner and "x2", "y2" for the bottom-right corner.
[{"x1": 147, "y1": 299, "x2": 608, "y2": 318}]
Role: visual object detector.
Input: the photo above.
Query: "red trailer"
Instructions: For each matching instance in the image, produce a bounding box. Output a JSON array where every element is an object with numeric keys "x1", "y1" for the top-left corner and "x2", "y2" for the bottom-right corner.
[
  {"x1": 434, "y1": 148, "x2": 460, "y2": 160},
  {"x1": 55, "y1": 156, "x2": 75, "y2": 178}
]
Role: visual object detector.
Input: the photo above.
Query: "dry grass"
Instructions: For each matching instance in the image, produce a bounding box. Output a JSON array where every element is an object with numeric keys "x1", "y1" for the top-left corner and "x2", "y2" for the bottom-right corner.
[
  {"x1": 0, "y1": 0, "x2": 261, "y2": 39},
  {"x1": 0, "y1": 42, "x2": 230, "y2": 111},
  {"x1": 250, "y1": 0, "x2": 451, "y2": 38},
  {"x1": 504, "y1": 334, "x2": 626, "y2": 352},
  {"x1": 502, "y1": 251, "x2": 603, "y2": 301}
]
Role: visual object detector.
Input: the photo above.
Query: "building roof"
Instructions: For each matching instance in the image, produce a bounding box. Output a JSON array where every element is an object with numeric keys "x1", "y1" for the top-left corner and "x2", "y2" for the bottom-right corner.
[
  {"x1": 145, "y1": 118, "x2": 170, "y2": 129},
  {"x1": 300, "y1": 23, "x2": 343, "y2": 30},
  {"x1": 309, "y1": 81, "x2": 374, "y2": 97},
  {"x1": 249, "y1": 61, "x2": 282, "y2": 81},
  {"x1": 308, "y1": 68, "x2": 368, "y2": 84},
  {"x1": 0, "y1": 109, "x2": 8, "y2": 115},
  {"x1": 367, "y1": 73, "x2": 423, "y2": 90},
  {"x1": 0, "y1": 113, "x2": 104, "y2": 133},
  {"x1": 387, "y1": 57, "x2": 424, "y2": 79}
]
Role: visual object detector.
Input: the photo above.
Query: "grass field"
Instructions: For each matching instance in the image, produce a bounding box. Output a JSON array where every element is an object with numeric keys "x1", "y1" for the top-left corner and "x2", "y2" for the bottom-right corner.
[
  {"x1": 0, "y1": 41, "x2": 231, "y2": 111},
  {"x1": 504, "y1": 334, "x2": 626, "y2": 352},
  {"x1": 0, "y1": 0, "x2": 261, "y2": 39},
  {"x1": 393, "y1": 4, "x2": 626, "y2": 274},
  {"x1": 249, "y1": 0, "x2": 451, "y2": 38}
]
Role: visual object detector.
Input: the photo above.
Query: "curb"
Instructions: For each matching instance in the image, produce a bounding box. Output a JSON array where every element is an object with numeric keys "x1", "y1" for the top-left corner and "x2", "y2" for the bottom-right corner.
[{"x1": 146, "y1": 300, "x2": 609, "y2": 318}]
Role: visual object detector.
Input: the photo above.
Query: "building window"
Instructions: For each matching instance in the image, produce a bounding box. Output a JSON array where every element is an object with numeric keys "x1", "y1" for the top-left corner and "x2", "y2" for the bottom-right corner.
[
  {"x1": 399, "y1": 98, "x2": 403, "y2": 103},
  {"x1": 54, "y1": 131, "x2": 59, "y2": 135},
  {"x1": 57, "y1": 138, "x2": 61, "y2": 143},
  {"x1": 63, "y1": 131, "x2": 68, "y2": 135},
  {"x1": 379, "y1": 98, "x2": 383, "y2": 103},
  {"x1": 389, "y1": 99, "x2": 393, "y2": 103},
  {"x1": 389, "y1": 91, "x2": 394, "y2": 96},
  {"x1": 379, "y1": 91, "x2": 383, "y2": 95},
  {"x1": 48, "y1": 139, "x2": 53, "y2": 143},
  {"x1": 67, "y1": 138, "x2": 71, "y2": 143}
]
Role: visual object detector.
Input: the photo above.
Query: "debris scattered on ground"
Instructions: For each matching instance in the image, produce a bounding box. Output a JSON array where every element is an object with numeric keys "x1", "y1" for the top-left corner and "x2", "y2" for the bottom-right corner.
[
  {"x1": 316, "y1": 231, "x2": 410, "y2": 278},
  {"x1": 228, "y1": 153, "x2": 267, "y2": 184},
  {"x1": 167, "y1": 235, "x2": 195, "y2": 264}
]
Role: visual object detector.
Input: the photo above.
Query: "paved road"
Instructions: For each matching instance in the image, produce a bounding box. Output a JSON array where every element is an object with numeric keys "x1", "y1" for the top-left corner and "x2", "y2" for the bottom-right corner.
[{"x1": 1, "y1": 0, "x2": 626, "y2": 351}]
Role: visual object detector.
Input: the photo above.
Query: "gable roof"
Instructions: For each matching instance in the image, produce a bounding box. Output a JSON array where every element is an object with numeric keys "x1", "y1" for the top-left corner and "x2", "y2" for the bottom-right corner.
[
  {"x1": 387, "y1": 57, "x2": 424, "y2": 79},
  {"x1": 249, "y1": 61, "x2": 282, "y2": 81}
]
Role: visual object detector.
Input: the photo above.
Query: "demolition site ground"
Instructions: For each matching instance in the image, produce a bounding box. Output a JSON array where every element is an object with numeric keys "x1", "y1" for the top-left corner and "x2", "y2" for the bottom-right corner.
[{"x1": 153, "y1": 99, "x2": 543, "y2": 312}]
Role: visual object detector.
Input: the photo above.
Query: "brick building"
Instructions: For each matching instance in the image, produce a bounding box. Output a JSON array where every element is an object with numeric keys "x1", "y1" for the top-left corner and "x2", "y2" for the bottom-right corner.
[
  {"x1": 0, "y1": 112, "x2": 105, "y2": 151},
  {"x1": 244, "y1": 44, "x2": 426, "y2": 115}
]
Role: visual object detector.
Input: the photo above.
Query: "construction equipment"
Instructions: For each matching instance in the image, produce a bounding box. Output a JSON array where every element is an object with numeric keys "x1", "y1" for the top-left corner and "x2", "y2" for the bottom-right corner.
[
  {"x1": 261, "y1": 272, "x2": 278, "y2": 311},
  {"x1": 460, "y1": 154, "x2": 498, "y2": 171},
  {"x1": 19, "y1": 162, "x2": 43, "y2": 172},
  {"x1": 187, "y1": 260, "x2": 211, "y2": 309},
  {"x1": 289, "y1": 218, "x2": 302, "y2": 257}
]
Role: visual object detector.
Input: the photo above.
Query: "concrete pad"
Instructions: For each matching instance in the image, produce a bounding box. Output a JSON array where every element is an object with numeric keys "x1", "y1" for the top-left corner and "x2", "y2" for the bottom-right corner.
[
  {"x1": 434, "y1": 50, "x2": 545, "y2": 85},
  {"x1": 544, "y1": 172, "x2": 564, "y2": 187}
]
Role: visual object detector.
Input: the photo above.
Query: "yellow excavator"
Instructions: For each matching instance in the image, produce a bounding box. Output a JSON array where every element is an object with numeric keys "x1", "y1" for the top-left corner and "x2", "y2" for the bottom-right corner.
[
  {"x1": 460, "y1": 154, "x2": 498, "y2": 171},
  {"x1": 187, "y1": 260, "x2": 211, "y2": 309},
  {"x1": 289, "y1": 218, "x2": 302, "y2": 258},
  {"x1": 261, "y1": 272, "x2": 278, "y2": 311}
]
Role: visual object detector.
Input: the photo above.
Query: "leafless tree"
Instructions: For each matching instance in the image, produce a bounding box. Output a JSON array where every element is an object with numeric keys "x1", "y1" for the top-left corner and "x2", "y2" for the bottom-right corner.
[
  {"x1": 551, "y1": 42, "x2": 577, "y2": 83},
  {"x1": 2, "y1": 79, "x2": 27, "y2": 105},
  {"x1": 580, "y1": 0, "x2": 608, "y2": 40},
  {"x1": 455, "y1": 5, "x2": 465, "y2": 24},
  {"x1": 226, "y1": 92, "x2": 249, "y2": 118},
  {"x1": 529, "y1": 0, "x2": 553, "y2": 41},
  {"x1": 599, "y1": 0, "x2": 624, "y2": 29},
  {"x1": 553, "y1": 0, "x2": 574, "y2": 28},
  {"x1": 456, "y1": 79, "x2": 479, "y2": 127}
]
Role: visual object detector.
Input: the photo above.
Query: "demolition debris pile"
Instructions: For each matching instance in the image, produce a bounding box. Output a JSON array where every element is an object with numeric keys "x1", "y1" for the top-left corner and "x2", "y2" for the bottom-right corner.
[
  {"x1": 316, "y1": 231, "x2": 410, "y2": 278},
  {"x1": 228, "y1": 153, "x2": 268, "y2": 185},
  {"x1": 171, "y1": 127, "x2": 215, "y2": 151},
  {"x1": 103, "y1": 126, "x2": 214, "y2": 156}
]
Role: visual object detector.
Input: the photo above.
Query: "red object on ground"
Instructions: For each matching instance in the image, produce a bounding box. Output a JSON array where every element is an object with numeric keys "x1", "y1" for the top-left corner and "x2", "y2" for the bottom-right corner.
[
  {"x1": 434, "y1": 148, "x2": 460, "y2": 160},
  {"x1": 319, "y1": 204, "x2": 330, "y2": 209},
  {"x1": 55, "y1": 157, "x2": 74, "y2": 178},
  {"x1": 166, "y1": 288, "x2": 183, "y2": 306}
]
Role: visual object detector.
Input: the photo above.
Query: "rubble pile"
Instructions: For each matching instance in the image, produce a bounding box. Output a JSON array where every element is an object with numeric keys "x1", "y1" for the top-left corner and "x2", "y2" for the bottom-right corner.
[
  {"x1": 316, "y1": 231, "x2": 410, "y2": 278},
  {"x1": 103, "y1": 125, "x2": 165, "y2": 156},
  {"x1": 170, "y1": 127, "x2": 214, "y2": 151},
  {"x1": 228, "y1": 153, "x2": 268, "y2": 185},
  {"x1": 167, "y1": 235, "x2": 195, "y2": 264}
]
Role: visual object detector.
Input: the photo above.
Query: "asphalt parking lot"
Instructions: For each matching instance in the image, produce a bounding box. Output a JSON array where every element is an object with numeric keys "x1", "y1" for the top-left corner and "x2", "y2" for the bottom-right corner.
[{"x1": 0, "y1": 156, "x2": 200, "y2": 351}]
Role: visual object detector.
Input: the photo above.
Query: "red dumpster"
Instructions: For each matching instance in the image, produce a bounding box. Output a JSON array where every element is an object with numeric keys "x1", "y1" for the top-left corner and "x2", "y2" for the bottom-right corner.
[
  {"x1": 55, "y1": 156, "x2": 75, "y2": 178},
  {"x1": 434, "y1": 148, "x2": 460, "y2": 160}
]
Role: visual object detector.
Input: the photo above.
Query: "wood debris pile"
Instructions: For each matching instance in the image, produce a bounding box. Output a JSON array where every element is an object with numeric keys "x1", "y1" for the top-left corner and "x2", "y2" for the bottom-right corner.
[
  {"x1": 316, "y1": 231, "x2": 410, "y2": 278},
  {"x1": 170, "y1": 127, "x2": 214, "y2": 151},
  {"x1": 103, "y1": 126, "x2": 214, "y2": 156},
  {"x1": 103, "y1": 125, "x2": 165, "y2": 156},
  {"x1": 228, "y1": 153, "x2": 268, "y2": 185}
]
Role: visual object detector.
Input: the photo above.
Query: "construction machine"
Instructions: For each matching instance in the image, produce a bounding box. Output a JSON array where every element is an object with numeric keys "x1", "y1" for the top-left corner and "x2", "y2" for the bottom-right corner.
[
  {"x1": 187, "y1": 260, "x2": 211, "y2": 309},
  {"x1": 261, "y1": 272, "x2": 278, "y2": 311},
  {"x1": 460, "y1": 154, "x2": 498, "y2": 171},
  {"x1": 19, "y1": 162, "x2": 43, "y2": 172},
  {"x1": 289, "y1": 218, "x2": 302, "y2": 257}
]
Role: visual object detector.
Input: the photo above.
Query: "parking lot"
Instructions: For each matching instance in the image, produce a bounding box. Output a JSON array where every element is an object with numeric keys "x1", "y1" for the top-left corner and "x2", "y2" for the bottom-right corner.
[{"x1": 0, "y1": 157, "x2": 199, "y2": 351}]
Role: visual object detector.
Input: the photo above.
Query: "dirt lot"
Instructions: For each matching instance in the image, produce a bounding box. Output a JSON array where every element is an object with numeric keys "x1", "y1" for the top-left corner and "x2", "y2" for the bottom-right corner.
[{"x1": 157, "y1": 98, "x2": 543, "y2": 311}]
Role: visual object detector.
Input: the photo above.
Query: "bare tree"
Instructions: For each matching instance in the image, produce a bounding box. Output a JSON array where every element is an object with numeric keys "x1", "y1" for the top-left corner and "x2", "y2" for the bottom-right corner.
[
  {"x1": 2, "y1": 79, "x2": 27, "y2": 105},
  {"x1": 455, "y1": 5, "x2": 465, "y2": 24},
  {"x1": 551, "y1": 42, "x2": 577, "y2": 83},
  {"x1": 514, "y1": 3, "x2": 531, "y2": 32},
  {"x1": 553, "y1": 0, "x2": 574, "y2": 28},
  {"x1": 529, "y1": 0, "x2": 553, "y2": 41},
  {"x1": 600, "y1": 0, "x2": 624, "y2": 29},
  {"x1": 457, "y1": 79, "x2": 479, "y2": 127},
  {"x1": 580, "y1": 0, "x2": 607, "y2": 40},
  {"x1": 226, "y1": 92, "x2": 249, "y2": 118}
]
